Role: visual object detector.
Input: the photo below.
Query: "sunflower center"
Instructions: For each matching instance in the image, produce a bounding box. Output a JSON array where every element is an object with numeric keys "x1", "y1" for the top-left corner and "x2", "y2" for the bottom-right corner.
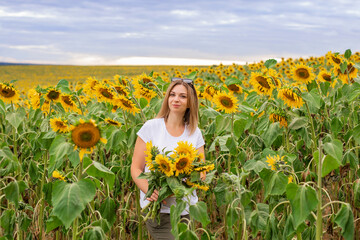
[
  {"x1": 322, "y1": 74, "x2": 331, "y2": 82},
  {"x1": 0, "y1": 88, "x2": 15, "y2": 97},
  {"x1": 177, "y1": 158, "x2": 187, "y2": 169},
  {"x1": 347, "y1": 64, "x2": 355, "y2": 74},
  {"x1": 332, "y1": 56, "x2": 341, "y2": 64},
  {"x1": 71, "y1": 123, "x2": 101, "y2": 148},
  {"x1": 115, "y1": 86, "x2": 127, "y2": 95},
  {"x1": 142, "y1": 78, "x2": 152, "y2": 84},
  {"x1": 62, "y1": 96, "x2": 74, "y2": 106},
  {"x1": 220, "y1": 97, "x2": 233, "y2": 108},
  {"x1": 256, "y1": 76, "x2": 270, "y2": 89},
  {"x1": 100, "y1": 89, "x2": 114, "y2": 99},
  {"x1": 296, "y1": 68, "x2": 310, "y2": 79},
  {"x1": 160, "y1": 161, "x2": 170, "y2": 171},
  {"x1": 228, "y1": 84, "x2": 239, "y2": 91},
  {"x1": 283, "y1": 92, "x2": 296, "y2": 101},
  {"x1": 48, "y1": 90, "x2": 60, "y2": 100},
  {"x1": 120, "y1": 99, "x2": 132, "y2": 108},
  {"x1": 55, "y1": 121, "x2": 67, "y2": 128}
]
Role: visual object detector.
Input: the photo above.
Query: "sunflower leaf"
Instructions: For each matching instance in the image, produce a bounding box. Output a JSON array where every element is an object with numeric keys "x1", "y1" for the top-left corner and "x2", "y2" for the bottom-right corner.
[
  {"x1": 344, "y1": 49, "x2": 352, "y2": 59},
  {"x1": 264, "y1": 59, "x2": 277, "y2": 69}
]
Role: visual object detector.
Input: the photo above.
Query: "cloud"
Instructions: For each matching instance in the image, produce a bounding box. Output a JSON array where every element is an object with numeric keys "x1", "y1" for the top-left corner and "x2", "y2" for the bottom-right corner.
[{"x1": 0, "y1": 7, "x2": 55, "y2": 19}]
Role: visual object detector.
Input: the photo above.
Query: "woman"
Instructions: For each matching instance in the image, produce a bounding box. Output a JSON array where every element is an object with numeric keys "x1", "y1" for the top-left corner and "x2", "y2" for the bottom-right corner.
[{"x1": 131, "y1": 78, "x2": 205, "y2": 239}]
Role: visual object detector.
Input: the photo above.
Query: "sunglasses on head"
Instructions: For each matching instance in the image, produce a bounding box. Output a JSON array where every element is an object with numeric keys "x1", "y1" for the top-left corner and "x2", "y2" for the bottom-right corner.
[{"x1": 171, "y1": 77, "x2": 193, "y2": 84}]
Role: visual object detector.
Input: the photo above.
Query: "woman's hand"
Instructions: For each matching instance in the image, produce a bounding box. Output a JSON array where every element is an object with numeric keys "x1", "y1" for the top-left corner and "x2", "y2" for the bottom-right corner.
[
  {"x1": 146, "y1": 189, "x2": 159, "y2": 202},
  {"x1": 200, "y1": 171, "x2": 206, "y2": 181}
]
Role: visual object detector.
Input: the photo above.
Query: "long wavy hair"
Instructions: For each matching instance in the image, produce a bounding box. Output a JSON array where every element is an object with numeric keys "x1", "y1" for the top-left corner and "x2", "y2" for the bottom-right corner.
[{"x1": 156, "y1": 80, "x2": 199, "y2": 134}]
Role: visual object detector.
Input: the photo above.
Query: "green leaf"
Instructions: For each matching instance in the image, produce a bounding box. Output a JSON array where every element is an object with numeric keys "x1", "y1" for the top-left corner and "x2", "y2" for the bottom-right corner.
[
  {"x1": 83, "y1": 158, "x2": 115, "y2": 190},
  {"x1": 323, "y1": 139, "x2": 343, "y2": 163},
  {"x1": 354, "y1": 180, "x2": 360, "y2": 208},
  {"x1": 170, "y1": 201, "x2": 187, "y2": 238},
  {"x1": 225, "y1": 77, "x2": 242, "y2": 86},
  {"x1": 46, "y1": 216, "x2": 63, "y2": 233},
  {"x1": 189, "y1": 201, "x2": 210, "y2": 227},
  {"x1": 51, "y1": 179, "x2": 96, "y2": 229},
  {"x1": 179, "y1": 229, "x2": 198, "y2": 240},
  {"x1": 3, "y1": 180, "x2": 27, "y2": 208},
  {"x1": 288, "y1": 117, "x2": 308, "y2": 130},
  {"x1": 340, "y1": 62, "x2": 347, "y2": 74},
  {"x1": 352, "y1": 124, "x2": 360, "y2": 145},
  {"x1": 286, "y1": 183, "x2": 318, "y2": 229},
  {"x1": 344, "y1": 49, "x2": 352, "y2": 59},
  {"x1": 0, "y1": 209, "x2": 15, "y2": 238},
  {"x1": 250, "y1": 203, "x2": 269, "y2": 237},
  {"x1": 0, "y1": 99, "x2": 5, "y2": 116},
  {"x1": 83, "y1": 226, "x2": 107, "y2": 240},
  {"x1": 215, "y1": 115, "x2": 231, "y2": 134},
  {"x1": 48, "y1": 135, "x2": 72, "y2": 176},
  {"x1": 243, "y1": 159, "x2": 268, "y2": 174},
  {"x1": 331, "y1": 118, "x2": 343, "y2": 136},
  {"x1": 186, "y1": 71, "x2": 198, "y2": 80},
  {"x1": 225, "y1": 136, "x2": 238, "y2": 155},
  {"x1": 259, "y1": 168, "x2": 288, "y2": 199},
  {"x1": 334, "y1": 204, "x2": 354, "y2": 240},
  {"x1": 322, "y1": 155, "x2": 341, "y2": 177},
  {"x1": 301, "y1": 90, "x2": 321, "y2": 111},
  {"x1": 56, "y1": 79, "x2": 71, "y2": 94},
  {"x1": 264, "y1": 59, "x2": 277, "y2": 68},
  {"x1": 5, "y1": 109, "x2": 26, "y2": 129},
  {"x1": 262, "y1": 122, "x2": 282, "y2": 147},
  {"x1": 99, "y1": 197, "x2": 117, "y2": 225},
  {"x1": 233, "y1": 119, "x2": 246, "y2": 139},
  {"x1": 139, "y1": 98, "x2": 148, "y2": 108}
]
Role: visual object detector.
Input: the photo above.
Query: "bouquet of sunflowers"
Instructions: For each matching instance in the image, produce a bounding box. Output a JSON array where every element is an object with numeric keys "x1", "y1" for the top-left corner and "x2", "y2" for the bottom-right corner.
[{"x1": 138, "y1": 141, "x2": 215, "y2": 222}]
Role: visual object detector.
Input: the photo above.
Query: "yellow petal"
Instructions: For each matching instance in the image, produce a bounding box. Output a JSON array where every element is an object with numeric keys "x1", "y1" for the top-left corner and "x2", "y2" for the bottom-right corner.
[{"x1": 100, "y1": 138, "x2": 107, "y2": 144}]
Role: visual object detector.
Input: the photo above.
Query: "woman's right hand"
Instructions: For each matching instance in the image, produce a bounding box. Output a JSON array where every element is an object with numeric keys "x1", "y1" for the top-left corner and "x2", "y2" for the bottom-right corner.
[{"x1": 146, "y1": 189, "x2": 159, "y2": 202}]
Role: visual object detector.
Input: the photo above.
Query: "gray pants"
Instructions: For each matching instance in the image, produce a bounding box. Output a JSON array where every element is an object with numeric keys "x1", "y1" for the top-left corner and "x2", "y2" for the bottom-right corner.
[{"x1": 145, "y1": 213, "x2": 190, "y2": 240}]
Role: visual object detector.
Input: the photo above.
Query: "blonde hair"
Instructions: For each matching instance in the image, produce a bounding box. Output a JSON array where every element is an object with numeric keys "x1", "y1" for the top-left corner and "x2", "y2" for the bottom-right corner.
[{"x1": 156, "y1": 80, "x2": 199, "y2": 134}]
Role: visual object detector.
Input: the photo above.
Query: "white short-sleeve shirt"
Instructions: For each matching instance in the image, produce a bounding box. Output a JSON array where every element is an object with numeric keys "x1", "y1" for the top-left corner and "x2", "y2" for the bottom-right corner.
[{"x1": 137, "y1": 118, "x2": 205, "y2": 215}]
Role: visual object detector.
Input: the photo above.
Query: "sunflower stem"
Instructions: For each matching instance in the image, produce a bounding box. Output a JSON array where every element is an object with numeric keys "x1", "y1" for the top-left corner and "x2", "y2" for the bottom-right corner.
[
  {"x1": 122, "y1": 109, "x2": 129, "y2": 131},
  {"x1": 304, "y1": 100, "x2": 317, "y2": 171},
  {"x1": 38, "y1": 151, "x2": 49, "y2": 240},
  {"x1": 316, "y1": 139, "x2": 323, "y2": 240},
  {"x1": 74, "y1": 95, "x2": 84, "y2": 115},
  {"x1": 132, "y1": 97, "x2": 147, "y2": 123}
]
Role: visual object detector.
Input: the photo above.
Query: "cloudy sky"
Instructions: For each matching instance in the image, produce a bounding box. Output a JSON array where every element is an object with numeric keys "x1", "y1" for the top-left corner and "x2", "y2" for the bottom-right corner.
[{"x1": 0, "y1": 0, "x2": 359, "y2": 65}]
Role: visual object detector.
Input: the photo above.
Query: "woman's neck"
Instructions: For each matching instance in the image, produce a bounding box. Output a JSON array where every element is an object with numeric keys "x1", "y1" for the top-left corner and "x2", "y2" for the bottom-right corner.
[{"x1": 166, "y1": 112, "x2": 185, "y2": 128}]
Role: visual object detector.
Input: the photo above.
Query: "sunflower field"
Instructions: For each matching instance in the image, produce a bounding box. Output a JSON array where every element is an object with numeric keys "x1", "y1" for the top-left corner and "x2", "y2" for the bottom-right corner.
[{"x1": 1, "y1": 50, "x2": 360, "y2": 240}]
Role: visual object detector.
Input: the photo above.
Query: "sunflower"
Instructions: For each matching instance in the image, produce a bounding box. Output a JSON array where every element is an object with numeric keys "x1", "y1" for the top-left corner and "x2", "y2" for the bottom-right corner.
[
  {"x1": 70, "y1": 119, "x2": 107, "y2": 161},
  {"x1": 133, "y1": 73, "x2": 154, "y2": 85},
  {"x1": 155, "y1": 154, "x2": 174, "y2": 177},
  {"x1": 185, "y1": 179, "x2": 209, "y2": 191},
  {"x1": 269, "y1": 113, "x2": 288, "y2": 128},
  {"x1": 95, "y1": 83, "x2": 116, "y2": 104},
  {"x1": 27, "y1": 89, "x2": 41, "y2": 109},
  {"x1": 145, "y1": 141, "x2": 158, "y2": 171},
  {"x1": 194, "y1": 164, "x2": 215, "y2": 173},
  {"x1": 133, "y1": 82, "x2": 157, "y2": 102},
  {"x1": 317, "y1": 70, "x2": 336, "y2": 87},
  {"x1": 265, "y1": 155, "x2": 284, "y2": 171},
  {"x1": 278, "y1": 87, "x2": 304, "y2": 108},
  {"x1": 44, "y1": 88, "x2": 61, "y2": 102},
  {"x1": 112, "y1": 96, "x2": 140, "y2": 115},
  {"x1": 288, "y1": 175, "x2": 294, "y2": 184},
  {"x1": 249, "y1": 72, "x2": 275, "y2": 96},
  {"x1": 333, "y1": 61, "x2": 358, "y2": 84},
  {"x1": 60, "y1": 94, "x2": 80, "y2": 113},
  {"x1": 227, "y1": 84, "x2": 243, "y2": 94},
  {"x1": 202, "y1": 85, "x2": 218, "y2": 101},
  {"x1": 173, "y1": 154, "x2": 193, "y2": 176},
  {"x1": 50, "y1": 118, "x2": 71, "y2": 133},
  {"x1": 327, "y1": 52, "x2": 342, "y2": 66},
  {"x1": 52, "y1": 170, "x2": 66, "y2": 181},
  {"x1": 171, "y1": 141, "x2": 199, "y2": 160},
  {"x1": 105, "y1": 118, "x2": 121, "y2": 127},
  {"x1": 213, "y1": 92, "x2": 238, "y2": 114},
  {"x1": 291, "y1": 64, "x2": 315, "y2": 84},
  {"x1": 112, "y1": 84, "x2": 129, "y2": 97},
  {"x1": 0, "y1": 83, "x2": 20, "y2": 104}
]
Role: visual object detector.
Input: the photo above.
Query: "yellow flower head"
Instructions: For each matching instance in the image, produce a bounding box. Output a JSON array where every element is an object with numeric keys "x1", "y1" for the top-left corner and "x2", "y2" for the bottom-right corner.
[
  {"x1": 213, "y1": 91, "x2": 239, "y2": 114},
  {"x1": 112, "y1": 95, "x2": 140, "y2": 115},
  {"x1": 174, "y1": 154, "x2": 193, "y2": 176},
  {"x1": 44, "y1": 88, "x2": 61, "y2": 102},
  {"x1": 0, "y1": 83, "x2": 20, "y2": 104},
  {"x1": 171, "y1": 141, "x2": 198, "y2": 160},
  {"x1": 278, "y1": 87, "x2": 304, "y2": 108},
  {"x1": 269, "y1": 113, "x2": 288, "y2": 128},
  {"x1": 291, "y1": 64, "x2": 315, "y2": 84},
  {"x1": 105, "y1": 118, "x2": 121, "y2": 127},
  {"x1": 265, "y1": 155, "x2": 285, "y2": 171},
  {"x1": 249, "y1": 72, "x2": 275, "y2": 96},
  {"x1": 52, "y1": 170, "x2": 66, "y2": 181},
  {"x1": 50, "y1": 118, "x2": 71, "y2": 133},
  {"x1": 155, "y1": 154, "x2": 174, "y2": 177}
]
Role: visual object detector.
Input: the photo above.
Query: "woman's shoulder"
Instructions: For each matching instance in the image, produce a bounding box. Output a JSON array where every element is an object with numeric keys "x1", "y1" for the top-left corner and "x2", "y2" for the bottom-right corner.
[{"x1": 143, "y1": 118, "x2": 164, "y2": 127}]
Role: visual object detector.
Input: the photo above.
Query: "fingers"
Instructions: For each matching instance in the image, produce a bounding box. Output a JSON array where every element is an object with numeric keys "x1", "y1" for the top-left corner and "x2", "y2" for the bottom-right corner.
[
  {"x1": 200, "y1": 172, "x2": 206, "y2": 181},
  {"x1": 146, "y1": 189, "x2": 159, "y2": 202}
]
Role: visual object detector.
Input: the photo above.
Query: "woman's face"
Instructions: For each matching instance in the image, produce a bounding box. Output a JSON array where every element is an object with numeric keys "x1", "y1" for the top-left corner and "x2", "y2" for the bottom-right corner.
[{"x1": 168, "y1": 84, "x2": 188, "y2": 114}]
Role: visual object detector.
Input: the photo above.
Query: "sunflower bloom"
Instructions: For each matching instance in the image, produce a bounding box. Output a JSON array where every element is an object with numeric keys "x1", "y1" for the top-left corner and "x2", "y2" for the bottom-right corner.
[
  {"x1": 155, "y1": 154, "x2": 174, "y2": 177},
  {"x1": 278, "y1": 88, "x2": 304, "y2": 108},
  {"x1": 185, "y1": 179, "x2": 209, "y2": 191},
  {"x1": 60, "y1": 94, "x2": 80, "y2": 113},
  {"x1": 171, "y1": 141, "x2": 199, "y2": 160},
  {"x1": 202, "y1": 85, "x2": 218, "y2": 101},
  {"x1": 133, "y1": 82, "x2": 157, "y2": 102},
  {"x1": 291, "y1": 64, "x2": 315, "y2": 84},
  {"x1": 50, "y1": 118, "x2": 71, "y2": 133},
  {"x1": 105, "y1": 118, "x2": 121, "y2": 127},
  {"x1": 265, "y1": 155, "x2": 285, "y2": 171},
  {"x1": 70, "y1": 119, "x2": 107, "y2": 161},
  {"x1": 52, "y1": 170, "x2": 66, "y2": 181},
  {"x1": 269, "y1": 113, "x2": 288, "y2": 128},
  {"x1": 317, "y1": 70, "x2": 335, "y2": 87},
  {"x1": 194, "y1": 164, "x2": 215, "y2": 173},
  {"x1": 213, "y1": 92, "x2": 238, "y2": 114},
  {"x1": 27, "y1": 89, "x2": 41, "y2": 109},
  {"x1": 0, "y1": 83, "x2": 20, "y2": 104},
  {"x1": 227, "y1": 84, "x2": 243, "y2": 94},
  {"x1": 333, "y1": 61, "x2": 358, "y2": 84},
  {"x1": 44, "y1": 88, "x2": 61, "y2": 102},
  {"x1": 174, "y1": 154, "x2": 193, "y2": 176},
  {"x1": 249, "y1": 72, "x2": 275, "y2": 96},
  {"x1": 288, "y1": 175, "x2": 294, "y2": 183},
  {"x1": 95, "y1": 83, "x2": 116, "y2": 104},
  {"x1": 112, "y1": 95, "x2": 140, "y2": 115}
]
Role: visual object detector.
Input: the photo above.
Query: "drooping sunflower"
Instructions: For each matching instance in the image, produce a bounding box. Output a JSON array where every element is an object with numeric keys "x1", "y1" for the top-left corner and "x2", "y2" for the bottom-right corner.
[
  {"x1": 70, "y1": 119, "x2": 107, "y2": 161},
  {"x1": 171, "y1": 141, "x2": 199, "y2": 160},
  {"x1": 0, "y1": 83, "x2": 20, "y2": 104},
  {"x1": 291, "y1": 64, "x2": 315, "y2": 84},
  {"x1": 202, "y1": 85, "x2": 218, "y2": 101},
  {"x1": 194, "y1": 164, "x2": 215, "y2": 173},
  {"x1": 50, "y1": 118, "x2": 71, "y2": 133},
  {"x1": 185, "y1": 179, "x2": 209, "y2": 191},
  {"x1": 269, "y1": 113, "x2": 288, "y2": 128},
  {"x1": 83, "y1": 77, "x2": 99, "y2": 94},
  {"x1": 105, "y1": 118, "x2": 121, "y2": 127},
  {"x1": 132, "y1": 73, "x2": 154, "y2": 85},
  {"x1": 112, "y1": 84, "x2": 129, "y2": 97},
  {"x1": 249, "y1": 72, "x2": 275, "y2": 96},
  {"x1": 112, "y1": 96, "x2": 140, "y2": 115},
  {"x1": 173, "y1": 154, "x2": 193, "y2": 176},
  {"x1": 213, "y1": 91, "x2": 238, "y2": 114},
  {"x1": 155, "y1": 154, "x2": 174, "y2": 177},
  {"x1": 44, "y1": 88, "x2": 61, "y2": 102},
  {"x1": 145, "y1": 141, "x2": 158, "y2": 171},
  {"x1": 95, "y1": 83, "x2": 116, "y2": 104},
  {"x1": 333, "y1": 61, "x2": 358, "y2": 84},
  {"x1": 27, "y1": 89, "x2": 41, "y2": 109},
  {"x1": 52, "y1": 170, "x2": 66, "y2": 181},
  {"x1": 327, "y1": 52, "x2": 343, "y2": 66},
  {"x1": 278, "y1": 87, "x2": 304, "y2": 108},
  {"x1": 60, "y1": 94, "x2": 80, "y2": 113}
]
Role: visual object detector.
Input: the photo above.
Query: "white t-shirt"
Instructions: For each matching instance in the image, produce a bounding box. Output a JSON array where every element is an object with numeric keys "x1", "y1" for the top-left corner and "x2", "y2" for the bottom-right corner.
[{"x1": 137, "y1": 118, "x2": 205, "y2": 215}]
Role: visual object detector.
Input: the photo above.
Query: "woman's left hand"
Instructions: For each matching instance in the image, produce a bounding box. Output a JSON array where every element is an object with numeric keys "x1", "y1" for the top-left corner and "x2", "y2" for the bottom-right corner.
[{"x1": 200, "y1": 171, "x2": 206, "y2": 181}]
